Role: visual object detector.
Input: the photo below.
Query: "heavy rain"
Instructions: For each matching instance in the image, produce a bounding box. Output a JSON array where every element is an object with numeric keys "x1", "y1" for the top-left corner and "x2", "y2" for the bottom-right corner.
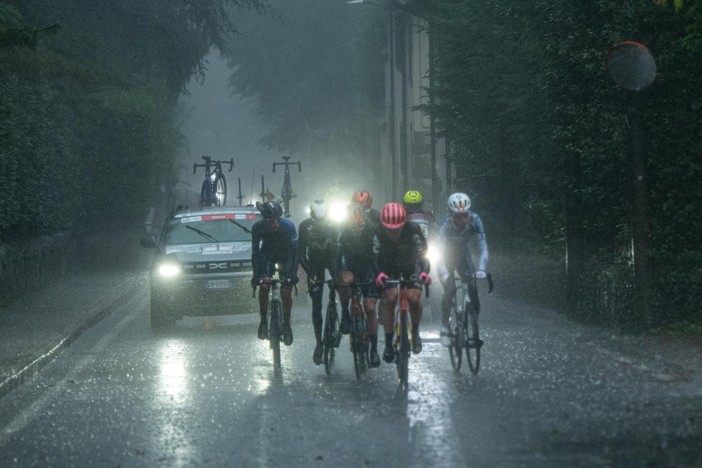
[{"x1": 1, "y1": 1, "x2": 701, "y2": 467}]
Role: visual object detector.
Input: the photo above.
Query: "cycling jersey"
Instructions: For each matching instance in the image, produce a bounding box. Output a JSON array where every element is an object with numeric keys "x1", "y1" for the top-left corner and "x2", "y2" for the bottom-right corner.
[
  {"x1": 336, "y1": 221, "x2": 378, "y2": 297},
  {"x1": 298, "y1": 217, "x2": 337, "y2": 276},
  {"x1": 251, "y1": 217, "x2": 299, "y2": 284},
  {"x1": 406, "y1": 210, "x2": 435, "y2": 240},
  {"x1": 436, "y1": 211, "x2": 488, "y2": 279},
  {"x1": 373, "y1": 223, "x2": 429, "y2": 287}
]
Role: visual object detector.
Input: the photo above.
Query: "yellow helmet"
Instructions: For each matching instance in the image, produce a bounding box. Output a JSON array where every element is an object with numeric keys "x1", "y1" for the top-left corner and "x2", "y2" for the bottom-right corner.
[{"x1": 403, "y1": 190, "x2": 423, "y2": 205}]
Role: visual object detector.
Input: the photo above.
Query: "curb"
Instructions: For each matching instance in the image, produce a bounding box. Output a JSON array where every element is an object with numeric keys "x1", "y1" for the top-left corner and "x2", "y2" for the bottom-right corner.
[{"x1": 0, "y1": 282, "x2": 140, "y2": 400}]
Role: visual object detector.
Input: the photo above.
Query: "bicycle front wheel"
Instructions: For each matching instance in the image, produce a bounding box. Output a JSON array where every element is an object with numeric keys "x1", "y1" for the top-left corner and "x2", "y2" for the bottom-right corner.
[
  {"x1": 323, "y1": 303, "x2": 338, "y2": 375},
  {"x1": 351, "y1": 308, "x2": 368, "y2": 380},
  {"x1": 448, "y1": 313, "x2": 462, "y2": 373},
  {"x1": 465, "y1": 303, "x2": 481, "y2": 375},
  {"x1": 397, "y1": 312, "x2": 410, "y2": 393},
  {"x1": 214, "y1": 175, "x2": 227, "y2": 206},
  {"x1": 269, "y1": 301, "x2": 282, "y2": 371}
]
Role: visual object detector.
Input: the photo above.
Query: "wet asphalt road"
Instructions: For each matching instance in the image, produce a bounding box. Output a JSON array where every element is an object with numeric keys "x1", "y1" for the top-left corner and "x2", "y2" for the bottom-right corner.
[{"x1": 0, "y1": 275, "x2": 701, "y2": 467}]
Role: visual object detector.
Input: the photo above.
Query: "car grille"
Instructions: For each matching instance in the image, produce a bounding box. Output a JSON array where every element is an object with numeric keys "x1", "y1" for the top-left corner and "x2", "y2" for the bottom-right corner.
[{"x1": 182, "y1": 260, "x2": 252, "y2": 274}]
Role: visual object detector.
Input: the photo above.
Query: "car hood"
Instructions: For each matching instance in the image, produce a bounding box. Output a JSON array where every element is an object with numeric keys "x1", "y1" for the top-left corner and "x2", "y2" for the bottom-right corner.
[{"x1": 163, "y1": 242, "x2": 251, "y2": 262}]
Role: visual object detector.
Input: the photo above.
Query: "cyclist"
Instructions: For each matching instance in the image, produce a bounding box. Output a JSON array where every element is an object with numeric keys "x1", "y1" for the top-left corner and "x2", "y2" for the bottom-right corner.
[
  {"x1": 251, "y1": 201, "x2": 299, "y2": 346},
  {"x1": 298, "y1": 199, "x2": 338, "y2": 365},
  {"x1": 373, "y1": 202, "x2": 431, "y2": 362},
  {"x1": 402, "y1": 190, "x2": 435, "y2": 240},
  {"x1": 351, "y1": 190, "x2": 381, "y2": 226},
  {"x1": 336, "y1": 203, "x2": 381, "y2": 368},
  {"x1": 436, "y1": 192, "x2": 489, "y2": 346}
]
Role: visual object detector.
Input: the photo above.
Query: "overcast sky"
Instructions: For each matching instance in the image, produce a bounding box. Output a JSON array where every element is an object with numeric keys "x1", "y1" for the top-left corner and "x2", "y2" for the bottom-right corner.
[{"x1": 179, "y1": 50, "x2": 279, "y2": 207}]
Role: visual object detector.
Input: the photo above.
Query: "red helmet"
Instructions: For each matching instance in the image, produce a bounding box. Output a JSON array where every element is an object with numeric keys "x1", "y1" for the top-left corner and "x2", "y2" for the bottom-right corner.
[
  {"x1": 351, "y1": 191, "x2": 373, "y2": 210},
  {"x1": 380, "y1": 202, "x2": 406, "y2": 229}
]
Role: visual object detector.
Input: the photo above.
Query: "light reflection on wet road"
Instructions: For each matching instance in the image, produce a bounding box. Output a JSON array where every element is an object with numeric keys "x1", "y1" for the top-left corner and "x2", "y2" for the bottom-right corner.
[{"x1": 0, "y1": 284, "x2": 700, "y2": 467}]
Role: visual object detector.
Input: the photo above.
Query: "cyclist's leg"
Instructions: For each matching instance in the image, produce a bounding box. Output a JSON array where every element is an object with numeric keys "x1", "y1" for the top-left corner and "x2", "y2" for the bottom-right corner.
[
  {"x1": 308, "y1": 267, "x2": 325, "y2": 343},
  {"x1": 380, "y1": 285, "x2": 398, "y2": 362},
  {"x1": 308, "y1": 267, "x2": 324, "y2": 363},
  {"x1": 256, "y1": 256, "x2": 275, "y2": 339},
  {"x1": 459, "y1": 252, "x2": 479, "y2": 312},
  {"x1": 403, "y1": 273, "x2": 424, "y2": 354},
  {"x1": 279, "y1": 252, "x2": 298, "y2": 345},
  {"x1": 337, "y1": 257, "x2": 354, "y2": 334},
  {"x1": 362, "y1": 273, "x2": 380, "y2": 366}
]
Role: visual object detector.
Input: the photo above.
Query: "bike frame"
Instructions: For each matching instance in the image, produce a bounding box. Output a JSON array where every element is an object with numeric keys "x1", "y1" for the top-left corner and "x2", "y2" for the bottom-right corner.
[
  {"x1": 193, "y1": 156, "x2": 233, "y2": 206},
  {"x1": 448, "y1": 273, "x2": 492, "y2": 375},
  {"x1": 339, "y1": 282, "x2": 370, "y2": 379},
  {"x1": 384, "y1": 279, "x2": 427, "y2": 393},
  {"x1": 272, "y1": 156, "x2": 301, "y2": 218}
]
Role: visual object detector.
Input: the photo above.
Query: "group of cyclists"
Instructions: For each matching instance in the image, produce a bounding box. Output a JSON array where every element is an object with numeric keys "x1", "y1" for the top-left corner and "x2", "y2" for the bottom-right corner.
[{"x1": 250, "y1": 188, "x2": 489, "y2": 368}]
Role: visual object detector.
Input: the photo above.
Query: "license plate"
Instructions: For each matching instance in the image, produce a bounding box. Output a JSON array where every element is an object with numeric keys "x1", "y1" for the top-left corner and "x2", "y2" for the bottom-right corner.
[{"x1": 206, "y1": 279, "x2": 231, "y2": 289}]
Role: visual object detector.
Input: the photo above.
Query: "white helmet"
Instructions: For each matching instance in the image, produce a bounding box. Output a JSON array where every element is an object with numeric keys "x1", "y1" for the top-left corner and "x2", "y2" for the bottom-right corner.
[
  {"x1": 447, "y1": 192, "x2": 471, "y2": 214},
  {"x1": 309, "y1": 199, "x2": 328, "y2": 220}
]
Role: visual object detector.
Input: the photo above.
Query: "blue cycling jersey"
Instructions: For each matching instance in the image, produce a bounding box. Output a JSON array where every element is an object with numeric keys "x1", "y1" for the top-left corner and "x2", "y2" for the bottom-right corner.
[
  {"x1": 251, "y1": 217, "x2": 298, "y2": 278},
  {"x1": 436, "y1": 211, "x2": 488, "y2": 277}
]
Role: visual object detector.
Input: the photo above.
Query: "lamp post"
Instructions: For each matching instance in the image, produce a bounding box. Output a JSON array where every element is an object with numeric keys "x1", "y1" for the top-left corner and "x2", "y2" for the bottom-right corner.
[{"x1": 605, "y1": 40, "x2": 657, "y2": 329}]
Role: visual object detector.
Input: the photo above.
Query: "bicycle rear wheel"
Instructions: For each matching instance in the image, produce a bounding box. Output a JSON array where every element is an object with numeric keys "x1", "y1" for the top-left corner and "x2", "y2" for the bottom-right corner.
[
  {"x1": 465, "y1": 303, "x2": 481, "y2": 375},
  {"x1": 351, "y1": 307, "x2": 368, "y2": 380},
  {"x1": 269, "y1": 301, "x2": 282, "y2": 371},
  {"x1": 323, "y1": 302, "x2": 338, "y2": 375},
  {"x1": 214, "y1": 175, "x2": 227, "y2": 206},
  {"x1": 448, "y1": 312, "x2": 462, "y2": 372},
  {"x1": 396, "y1": 312, "x2": 410, "y2": 393}
]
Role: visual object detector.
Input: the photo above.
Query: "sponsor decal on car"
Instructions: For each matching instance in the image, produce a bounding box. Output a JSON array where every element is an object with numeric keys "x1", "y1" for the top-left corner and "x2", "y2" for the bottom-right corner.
[{"x1": 180, "y1": 213, "x2": 257, "y2": 223}]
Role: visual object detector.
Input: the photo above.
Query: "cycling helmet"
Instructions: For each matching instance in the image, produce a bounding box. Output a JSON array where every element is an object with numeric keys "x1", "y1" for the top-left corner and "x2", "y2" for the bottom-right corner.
[
  {"x1": 347, "y1": 203, "x2": 365, "y2": 227},
  {"x1": 351, "y1": 191, "x2": 373, "y2": 210},
  {"x1": 380, "y1": 202, "x2": 406, "y2": 229},
  {"x1": 309, "y1": 199, "x2": 327, "y2": 220},
  {"x1": 403, "y1": 190, "x2": 423, "y2": 213},
  {"x1": 447, "y1": 192, "x2": 471, "y2": 214},
  {"x1": 258, "y1": 200, "x2": 283, "y2": 220}
]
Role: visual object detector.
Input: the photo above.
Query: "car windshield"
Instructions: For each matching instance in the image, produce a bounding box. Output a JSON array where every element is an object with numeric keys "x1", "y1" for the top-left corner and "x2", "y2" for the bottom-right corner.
[{"x1": 163, "y1": 214, "x2": 259, "y2": 245}]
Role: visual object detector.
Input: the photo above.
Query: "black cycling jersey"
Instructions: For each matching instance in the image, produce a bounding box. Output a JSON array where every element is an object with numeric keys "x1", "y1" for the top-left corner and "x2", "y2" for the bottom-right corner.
[
  {"x1": 298, "y1": 217, "x2": 337, "y2": 276},
  {"x1": 372, "y1": 222, "x2": 429, "y2": 280},
  {"x1": 251, "y1": 217, "x2": 298, "y2": 283}
]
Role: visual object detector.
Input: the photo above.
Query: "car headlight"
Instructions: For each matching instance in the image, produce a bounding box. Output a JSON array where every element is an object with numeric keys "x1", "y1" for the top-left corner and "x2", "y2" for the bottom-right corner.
[{"x1": 156, "y1": 262, "x2": 182, "y2": 278}]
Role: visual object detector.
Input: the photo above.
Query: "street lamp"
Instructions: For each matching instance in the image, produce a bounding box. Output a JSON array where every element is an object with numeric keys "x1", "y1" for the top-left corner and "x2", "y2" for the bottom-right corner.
[{"x1": 605, "y1": 40, "x2": 657, "y2": 328}]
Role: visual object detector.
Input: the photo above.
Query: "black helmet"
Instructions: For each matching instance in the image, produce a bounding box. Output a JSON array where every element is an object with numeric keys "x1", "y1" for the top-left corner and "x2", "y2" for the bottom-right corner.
[{"x1": 257, "y1": 201, "x2": 283, "y2": 220}]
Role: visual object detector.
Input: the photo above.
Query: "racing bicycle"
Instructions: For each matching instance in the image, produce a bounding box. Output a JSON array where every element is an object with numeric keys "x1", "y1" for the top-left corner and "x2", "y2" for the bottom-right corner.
[
  {"x1": 321, "y1": 279, "x2": 341, "y2": 375},
  {"x1": 272, "y1": 156, "x2": 301, "y2": 218},
  {"x1": 448, "y1": 273, "x2": 493, "y2": 375},
  {"x1": 384, "y1": 278, "x2": 430, "y2": 393},
  {"x1": 193, "y1": 156, "x2": 234, "y2": 207},
  {"x1": 338, "y1": 282, "x2": 370, "y2": 380}
]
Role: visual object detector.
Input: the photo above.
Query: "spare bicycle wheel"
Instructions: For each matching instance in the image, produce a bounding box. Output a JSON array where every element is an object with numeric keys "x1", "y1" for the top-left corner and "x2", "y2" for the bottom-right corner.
[{"x1": 214, "y1": 175, "x2": 227, "y2": 206}]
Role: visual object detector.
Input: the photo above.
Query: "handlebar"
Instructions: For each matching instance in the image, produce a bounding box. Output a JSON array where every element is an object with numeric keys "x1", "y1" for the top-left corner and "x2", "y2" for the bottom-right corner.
[
  {"x1": 193, "y1": 157, "x2": 234, "y2": 174},
  {"x1": 453, "y1": 273, "x2": 494, "y2": 293},
  {"x1": 251, "y1": 277, "x2": 298, "y2": 297},
  {"x1": 382, "y1": 278, "x2": 431, "y2": 299}
]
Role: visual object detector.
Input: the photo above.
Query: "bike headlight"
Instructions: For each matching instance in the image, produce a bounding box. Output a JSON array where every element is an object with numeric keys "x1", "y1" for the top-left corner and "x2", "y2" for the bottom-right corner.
[
  {"x1": 426, "y1": 241, "x2": 441, "y2": 266},
  {"x1": 329, "y1": 200, "x2": 347, "y2": 224},
  {"x1": 156, "y1": 262, "x2": 182, "y2": 278}
]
